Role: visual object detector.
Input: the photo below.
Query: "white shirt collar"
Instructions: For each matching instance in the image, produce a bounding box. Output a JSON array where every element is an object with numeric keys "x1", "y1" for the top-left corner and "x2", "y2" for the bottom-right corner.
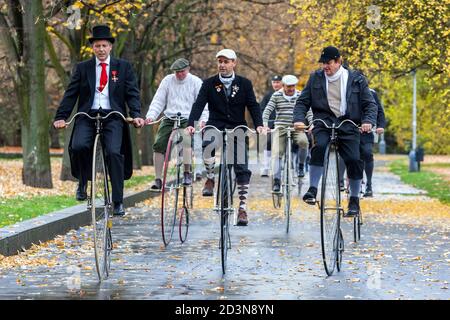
[{"x1": 95, "y1": 55, "x2": 111, "y2": 66}]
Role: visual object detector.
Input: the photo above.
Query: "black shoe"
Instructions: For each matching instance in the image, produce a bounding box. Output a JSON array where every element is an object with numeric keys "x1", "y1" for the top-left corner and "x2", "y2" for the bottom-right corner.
[
  {"x1": 344, "y1": 197, "x2": 360, "y2": 217},
  {"x1": 183, "y1": 172, "x2": 192, "y2": 186},
  {"x1": 113, "y1": 202, "x2": 125, "y2": 216},
  {"x1": 298, "y1": 164, "x2": 305, "y2": 178},
  {"x1": 303, "y1": 186, "x2": 317, "y2": 205},
  {"x1": 76, "y1": 182, "x2": 87, "y2": 201},
  {"x1": 363, "y1": 186, "x2": 373, "y2": 197},
  {"x1": 195, "y1": 172, "x2": 203, "y2": 181},
  {"x1": 150, "y1": 178, "x2": 162, "y2": 192},
  {"x1": 272, "y1": 178, "x2": 281, "y2": 192}
]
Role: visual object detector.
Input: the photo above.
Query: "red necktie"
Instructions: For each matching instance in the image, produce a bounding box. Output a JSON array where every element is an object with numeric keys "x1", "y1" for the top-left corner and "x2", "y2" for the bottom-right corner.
[{"x1": 98, "y1": 62, "x2": 108, "y2": 92}]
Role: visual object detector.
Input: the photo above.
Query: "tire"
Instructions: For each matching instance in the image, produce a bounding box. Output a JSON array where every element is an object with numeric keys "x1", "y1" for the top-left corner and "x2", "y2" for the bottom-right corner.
[
  {"x1": 283, "y1": 148, "x2": 291, "y2": 234},
  {"x1": 219, "y1": 164, "x2": 231, "y2": 274},
  {"x1": 161, "y1": 130, "x2": 181, "y2": 246},
  {"x1": 91, "y1": 134, "x2": 112, "y2": 281},
  {"x1": 178, "y1": 206, "x2": 189, "y2": 243},
  {"x1": 320, "y1": 142, "x2": 341, "y2": 276}
]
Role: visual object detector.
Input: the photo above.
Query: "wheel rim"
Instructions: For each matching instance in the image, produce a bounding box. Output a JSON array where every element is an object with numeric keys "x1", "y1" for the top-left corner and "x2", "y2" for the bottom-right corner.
[
  {"x1": 179, "y1": 206, "x2": 189, "y2": 243},
  {"x1": 320, "y1": 145, "x2": 340, "y2": 276},
  {"x1": 161, "y1": 132, "x2": 181, "y2": 246}
]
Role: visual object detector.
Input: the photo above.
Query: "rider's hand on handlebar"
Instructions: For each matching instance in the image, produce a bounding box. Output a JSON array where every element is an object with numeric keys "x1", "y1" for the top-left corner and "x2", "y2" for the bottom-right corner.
[
  {"x1": 361, "y1": 123, "x2": 372, "y2": 133},
  {"x1": 185, "y1": 126, "x2": 196, "y2": 136},
  {"x1": 144, "y1": 117, "x2": 154, "y2": 125},
  {"x1": 294, "y1": 121, "x2": 307, "y2": 131},
  {"x1": 53, "y1": 120, "x2": 66, "y2": 129},
  {"x1": 133, "y1": 117, "x2": 145, "y2": 128},
  {"x1": 376, "y1": 127, "x2": 384, "y2": 135},
  {"x1": 257, "y1": 126, "x2": 269, "y2": 134}
]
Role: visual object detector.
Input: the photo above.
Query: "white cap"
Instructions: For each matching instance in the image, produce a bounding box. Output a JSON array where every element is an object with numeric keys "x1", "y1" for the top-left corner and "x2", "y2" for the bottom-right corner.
[
  {"x1": 282, "y1": 75, "x2": 298, "y2": 86},
  {"x1": 216, "y1": 49, "x2": 237, "y2": 60}
]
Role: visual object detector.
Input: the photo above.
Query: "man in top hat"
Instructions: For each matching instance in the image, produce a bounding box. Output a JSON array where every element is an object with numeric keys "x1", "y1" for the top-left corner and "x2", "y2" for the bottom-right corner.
[
  {"x1": 145, "y1": 58, "x2": 208, "y2": 191},
  {"x1": 259, "y1": 75, "x2": 282, "y2": 177},
  {"x1": 185, "y1": 49, "x2": 267, "y2": 226},
  {"x1": 293, "y1": 46, "x2": 377, "y2": 217},
  {"x1": 53, "y1": 25, "x2": 145, "y2": 216}
]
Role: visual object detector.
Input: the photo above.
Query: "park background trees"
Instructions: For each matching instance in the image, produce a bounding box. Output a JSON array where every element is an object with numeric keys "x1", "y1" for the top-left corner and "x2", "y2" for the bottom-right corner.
[{"x1": 0, "y1": 0, "x2": 448, "y2": 188}]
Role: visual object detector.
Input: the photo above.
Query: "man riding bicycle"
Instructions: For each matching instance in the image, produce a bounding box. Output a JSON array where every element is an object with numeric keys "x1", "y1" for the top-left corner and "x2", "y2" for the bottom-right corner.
[
  {"x1": 186, "y1": 49, "x2": 266, "y2": 226},
  {"x1": 53, "y1": 25, "x2": 145, "y2": 216},
  {"x1": 262, "y1": 75, "x2": 312, "y2": 192},
  {"x1": 293, "y1": 46, "x2": 377, "y2": 217},
  {"x1": 144, "y1": 58, "x2": 208, "y2": 191}
]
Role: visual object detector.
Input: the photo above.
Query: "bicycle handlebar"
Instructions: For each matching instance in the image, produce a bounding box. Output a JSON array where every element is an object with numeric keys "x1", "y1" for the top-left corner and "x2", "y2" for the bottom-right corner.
[
  {"x1": 65, "y1": 110, "x2": 133, "y2": 127},
  {"x1": 294, "y1": 118, "x2": 361, "y2": 130},
  {"x1": 198, "y1": 125, "x2": 258, "y2": 134},
  {"x1": 145, "y1": 114, "x2": 189, "y2": 126}
]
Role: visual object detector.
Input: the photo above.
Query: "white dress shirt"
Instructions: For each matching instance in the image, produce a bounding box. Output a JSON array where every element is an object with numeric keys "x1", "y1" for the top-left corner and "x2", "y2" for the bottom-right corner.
[{"x1": 91, "y1": 56, "x2": 111, "y2": 110}]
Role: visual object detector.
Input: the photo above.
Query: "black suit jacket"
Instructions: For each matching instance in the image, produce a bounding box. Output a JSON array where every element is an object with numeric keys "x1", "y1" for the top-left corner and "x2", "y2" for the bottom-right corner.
[
  {"x1": 55, "y1": 57, "x2": 141, "y2": 120},
  {"x1": 293, "y1": 68, "x2": 377, "y2": 127},
  {"x1": 54, "y1": 56, "x2": 141, "y2": 180},
  {"x1": 188, "y1": 74, "x2": 263, "y2": 129}
]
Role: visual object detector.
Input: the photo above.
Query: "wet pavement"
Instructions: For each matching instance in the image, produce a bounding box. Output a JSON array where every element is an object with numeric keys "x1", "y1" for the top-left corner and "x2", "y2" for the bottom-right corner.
[{"x1": 0, "y1": 162, "x2": 449, "y2": 300}]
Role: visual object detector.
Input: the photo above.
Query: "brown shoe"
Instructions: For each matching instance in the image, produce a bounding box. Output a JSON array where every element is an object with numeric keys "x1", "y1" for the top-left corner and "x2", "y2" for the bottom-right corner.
[
  {"x1": 236, "y1": 208, "x2": 248, "y2": 226},
  {"x1": 202, "y1": 178, "x2": 214, "y2": 196}
]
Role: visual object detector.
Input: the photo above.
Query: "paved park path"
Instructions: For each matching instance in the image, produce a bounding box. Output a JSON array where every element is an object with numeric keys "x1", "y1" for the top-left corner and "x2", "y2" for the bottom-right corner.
[{"x1": 0, "y1": 160, "x2": 448, "y2": 300}]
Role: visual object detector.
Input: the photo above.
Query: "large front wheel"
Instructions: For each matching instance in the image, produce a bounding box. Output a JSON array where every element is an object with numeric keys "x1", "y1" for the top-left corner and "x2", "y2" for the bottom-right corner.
[
  {"x1": 218, "y1": 165, "x2": 232, "y2": 274},
  {"x1": 161, "y1": 130, "x2": 181, "y2": 246},
  {"x1": 283, "y1": 152, "x2": 292, "y2": 233},
  {"x1": 91, "y1": 134, "x2": 112, "y2": 281},
  {"x1": 320, "y1": 143, "x2": 341, "y2": 276}
]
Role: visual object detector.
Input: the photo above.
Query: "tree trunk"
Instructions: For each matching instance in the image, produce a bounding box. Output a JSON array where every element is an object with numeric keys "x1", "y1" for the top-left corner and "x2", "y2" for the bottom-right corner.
[
  {"x1": 139, "y1": 63, "x2": 156, "y2": 166},
  {"x1": 21, "y1": 0, "x2": 52, "y2": 187}
]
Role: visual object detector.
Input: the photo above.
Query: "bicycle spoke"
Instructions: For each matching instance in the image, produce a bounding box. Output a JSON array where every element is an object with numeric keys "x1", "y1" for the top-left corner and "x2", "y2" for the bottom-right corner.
[{"x1": 91, "y1": 135, "x2": 111, "y2": 281}]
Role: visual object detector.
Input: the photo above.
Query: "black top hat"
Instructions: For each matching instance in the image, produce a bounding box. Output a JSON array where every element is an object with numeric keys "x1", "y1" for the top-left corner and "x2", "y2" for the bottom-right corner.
[
  {"x1": 89, "y1": 25, "x2": 115, "y2": 44},
  {"x1": 318, "y1": 46, "x2": 340, "y2": 63}
]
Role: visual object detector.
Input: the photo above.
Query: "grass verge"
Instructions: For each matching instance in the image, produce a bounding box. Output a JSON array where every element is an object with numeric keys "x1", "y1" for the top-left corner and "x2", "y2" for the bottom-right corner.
[
  {"x1": 389, "y1": 160, "x2": 450, "y2": 205},
  {"x1": 0, "y1": 174, "x2": 154, "y2": 228}
]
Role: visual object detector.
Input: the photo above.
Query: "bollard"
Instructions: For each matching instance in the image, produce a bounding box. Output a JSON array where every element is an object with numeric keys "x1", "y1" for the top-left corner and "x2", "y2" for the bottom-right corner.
[
  {"x1": 408, "y1": 150, "x2": 418, "y2": 172},
  {"x1": 379, "y1": 133, "x2": 386, "y2": 155}
]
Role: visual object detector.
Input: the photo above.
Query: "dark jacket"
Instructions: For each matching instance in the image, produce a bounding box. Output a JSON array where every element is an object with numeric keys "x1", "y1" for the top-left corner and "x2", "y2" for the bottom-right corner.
[
  {"x1": 260, "y1": 89, "x2": 276, "y2": 128},
  {"x1": 370, "y1": 88, "x2": 386, "y2": 128},
  {"x1": 188, "y1": 74, "x2": 263, "y2": 129},
  {"x1": 293, "y1": 68, "x2": 377, "y2": 126},
  {"x1": 54, "y1": 56, "x2": 141, "y2": 180}
]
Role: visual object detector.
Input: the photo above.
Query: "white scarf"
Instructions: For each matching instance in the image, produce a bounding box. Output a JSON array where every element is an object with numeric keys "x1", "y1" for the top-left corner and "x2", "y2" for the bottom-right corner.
[
  {"x1": 325, "y1": 66, "x2": 349, "y2": 116},
  {"x1": 282, "y1": 89, "x2": 299, "y2": 103},
  {"x1": 219, "y1": 72, "x2": 235, "y2": 89}
]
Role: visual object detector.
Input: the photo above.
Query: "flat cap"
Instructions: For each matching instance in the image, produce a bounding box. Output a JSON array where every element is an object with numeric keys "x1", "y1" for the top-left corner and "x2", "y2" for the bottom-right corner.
[
  {"x1": 216, "y1": 49, "x2": 237, "y2": 60},
  {"x1": 170, "y1": 58, "x2": 190, "y2": 71},
  {"x1": 282, "y1": 75, "x2": 298, "y2": 86}
]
